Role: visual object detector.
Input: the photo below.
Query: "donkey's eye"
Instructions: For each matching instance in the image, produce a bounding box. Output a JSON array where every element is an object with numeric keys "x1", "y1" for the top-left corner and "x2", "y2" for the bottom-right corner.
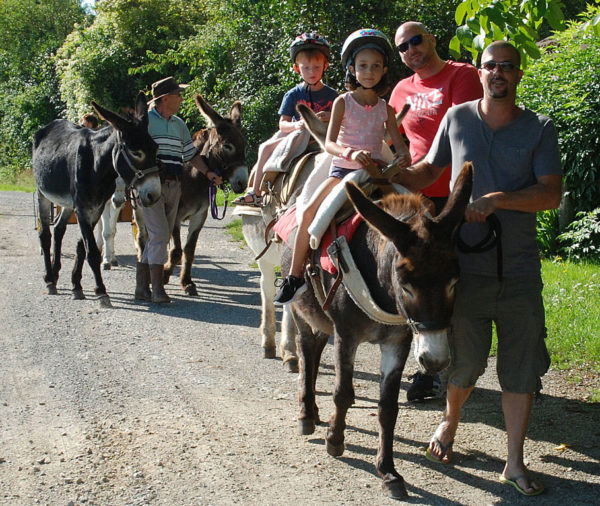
[
  {"x1": 401, "y1": 284, "x2": 415, "y2": 301},
  {"x1": 222, "y1": 143, "x2": 235, "y2": 155},
  {"x1": 129, "y1": 150, "x2": 145, "y2": 162}
]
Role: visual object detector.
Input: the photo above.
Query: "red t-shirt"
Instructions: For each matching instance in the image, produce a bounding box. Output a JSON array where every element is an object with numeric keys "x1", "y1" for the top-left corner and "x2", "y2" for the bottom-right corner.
[{"x1": 389, "y1": 61, "x2": 482, "y2": 197}]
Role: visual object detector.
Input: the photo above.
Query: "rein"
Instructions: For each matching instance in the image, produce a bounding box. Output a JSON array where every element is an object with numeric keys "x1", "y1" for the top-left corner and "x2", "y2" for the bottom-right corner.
[{"x1": 457, "y1": 213, "x2": 503, "y2": 281}]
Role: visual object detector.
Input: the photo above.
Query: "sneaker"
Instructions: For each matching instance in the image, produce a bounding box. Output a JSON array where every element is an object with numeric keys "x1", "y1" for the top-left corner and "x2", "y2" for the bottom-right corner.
[
  {"x1": 274, "y1": 275, "x2": 307, "y2": 305},
  {"x1": 406, "y1": 372, "x2": 443, "y2": 401}
]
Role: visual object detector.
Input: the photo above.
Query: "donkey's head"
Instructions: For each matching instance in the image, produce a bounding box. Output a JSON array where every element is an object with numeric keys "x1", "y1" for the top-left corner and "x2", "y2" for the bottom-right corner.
[
  {"x1": 192, "y1": 95, "x2": 248, "y2": 193},
  {"x1": 92, "y1": 92, "x2": 161, "y2": 206},
  {"x1": 346, "y1": 163, "x2": 473, "y2": 373}
]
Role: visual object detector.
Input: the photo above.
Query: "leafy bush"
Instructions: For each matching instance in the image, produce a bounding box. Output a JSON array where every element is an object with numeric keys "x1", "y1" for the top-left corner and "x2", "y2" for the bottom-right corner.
[
  {"x1": 537, "y1": 209, "x2": 560, "y2": 258},
  {"x1": 519, "y1": 5, "x2": 600, "y2": 215},
  {"x1": 558, "y1": 208, "x2": 600, "y2": 263}
]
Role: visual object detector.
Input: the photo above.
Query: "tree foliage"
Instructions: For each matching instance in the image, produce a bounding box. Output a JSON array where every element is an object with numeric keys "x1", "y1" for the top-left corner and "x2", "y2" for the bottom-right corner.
[
  {"x1": 0, "y1": 0, "x2": 86, "y2": 180},
  {"x1": 450, "y1": 0, "x2": 568, "y2": 66},
  {"x1": 520, "y1": 4, "x2": 600, "y2": 215}
]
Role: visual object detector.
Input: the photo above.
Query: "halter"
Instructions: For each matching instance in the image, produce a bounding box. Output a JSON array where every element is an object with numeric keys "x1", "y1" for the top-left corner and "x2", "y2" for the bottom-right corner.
[{"x1": 112, "y1": 131, "x2": 160, "y2": 190}]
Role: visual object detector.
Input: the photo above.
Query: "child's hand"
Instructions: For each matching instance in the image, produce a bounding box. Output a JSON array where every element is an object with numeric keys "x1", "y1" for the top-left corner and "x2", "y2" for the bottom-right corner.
[
  {"x1": 350, "y1": 149, "x2": 372, "y2": 167},
  {"x1": 315, "y1": 111, "x2": 331, "y2": 122},
  {"x1": 295, "y1": 120, "x2": 305, "y2": 131}
]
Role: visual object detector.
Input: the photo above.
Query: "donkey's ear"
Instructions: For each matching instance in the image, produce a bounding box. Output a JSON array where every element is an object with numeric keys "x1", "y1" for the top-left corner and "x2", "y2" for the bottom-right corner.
[
  {"x1": 229, "y1": 101, "x2": 242, "y2": 128},
  {"x1": 297, "y1": 104, "x2": 327, "y2": 149},
  {"x1": 195, "y1": 94, "x2": 222, "y2": 127},
  {"x1": 134, "y1": 91, "x2": 149, "y2": 128},
  {"x1": 91, "y1": 100, "x2": 129, "y2": 132},
  {"x1": 433, "y1": 162, "x2": 473, "y2": 241},
  {"x1": 346, "y1": 181, "x2": 414, "y2": 253}
]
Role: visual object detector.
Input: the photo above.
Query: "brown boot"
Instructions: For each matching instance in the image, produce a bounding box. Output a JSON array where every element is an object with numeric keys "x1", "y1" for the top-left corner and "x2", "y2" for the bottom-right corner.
[
  {"x1": 149, "y1": 264, "x2": 171, "y2": 304},
  {"x1": 134, "y1": 262, "x2": 152, "y2": 301}
]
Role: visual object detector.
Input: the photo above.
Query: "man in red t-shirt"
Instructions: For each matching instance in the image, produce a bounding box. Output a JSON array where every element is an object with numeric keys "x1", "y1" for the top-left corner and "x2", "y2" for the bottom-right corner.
[
  {"x1": 389, "y1": 21, "x2": 482, "y2": 401},
  {"x1": 389, "y1": 21, "x2": 482, "y2": 214}
]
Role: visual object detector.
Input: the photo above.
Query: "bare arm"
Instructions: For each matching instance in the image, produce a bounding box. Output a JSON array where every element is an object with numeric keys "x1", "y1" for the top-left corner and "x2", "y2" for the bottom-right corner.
[
  {"x1": 279, "y1": 114, "x2": 303, "y2": 133},
  {"x1": 465, "y1": 174, "x2": 562, "y2": 222},
  {"x1": 189, "y1": 152, "x2": 223, "y2": 185},
  {"x1": 390, "y1": 160, "x2": 447, "y2": 193}
]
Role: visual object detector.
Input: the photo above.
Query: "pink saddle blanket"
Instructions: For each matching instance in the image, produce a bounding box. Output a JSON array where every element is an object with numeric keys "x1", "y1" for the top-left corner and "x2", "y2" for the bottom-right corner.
[{"x1": 273, "y1": 206, "x2": 363, "y2": 274}]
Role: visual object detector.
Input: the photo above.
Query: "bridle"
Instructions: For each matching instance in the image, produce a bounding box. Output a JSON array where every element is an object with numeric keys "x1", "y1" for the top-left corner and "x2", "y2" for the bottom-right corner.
[{"x1": 112, "y1": 131, "x2": 160, "y2": 190}]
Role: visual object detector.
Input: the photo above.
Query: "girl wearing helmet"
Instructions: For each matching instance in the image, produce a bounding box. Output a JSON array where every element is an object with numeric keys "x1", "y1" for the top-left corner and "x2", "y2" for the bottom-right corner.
[
  {"x1": 274, "y1": 29, "x2": 411, "y2": 304},
  {"x1": 233, "y1": 32, "x2": 337, "y2": 207}
]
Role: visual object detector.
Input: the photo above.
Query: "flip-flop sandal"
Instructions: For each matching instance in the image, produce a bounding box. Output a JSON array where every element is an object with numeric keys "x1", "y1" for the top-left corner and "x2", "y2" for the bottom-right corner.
[
  {"x1": 500, "y1": 474, "x2": 545, "y2": 496},
  {"x1": 425, "y1": 437, "x2": 453, "y2": 464},
  {"x1": 232, "y1": 191, "x2": 262, "y2": 207}
]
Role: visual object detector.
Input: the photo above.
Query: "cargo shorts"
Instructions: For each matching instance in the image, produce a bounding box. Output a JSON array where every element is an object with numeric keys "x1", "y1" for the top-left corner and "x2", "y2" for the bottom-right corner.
[{"x1": 448, "y1": 273, "x2": 550, "y2": 394}]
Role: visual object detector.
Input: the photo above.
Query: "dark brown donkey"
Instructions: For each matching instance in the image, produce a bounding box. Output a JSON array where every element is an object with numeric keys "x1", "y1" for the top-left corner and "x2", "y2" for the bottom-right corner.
[
  {"x1": 283, "y1": 107, "x2": 473, "y2": 498},
  {"x1": 148, "y1": 95, "x2": 248, "y2": 295}
]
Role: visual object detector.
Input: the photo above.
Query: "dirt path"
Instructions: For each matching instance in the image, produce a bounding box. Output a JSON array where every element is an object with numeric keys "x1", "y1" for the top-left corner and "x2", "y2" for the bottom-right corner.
[{"x1": 0, "y1": 190, "x2": 598, "y2": 505}]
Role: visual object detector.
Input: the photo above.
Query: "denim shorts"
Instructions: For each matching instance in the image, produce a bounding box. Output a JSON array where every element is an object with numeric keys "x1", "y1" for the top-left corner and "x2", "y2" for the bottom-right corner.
[
  {"x1": 329, "y1": 166, "x2": 355, "y2": 180},
  {"x1": 448, "y1": 273, "x2": 550, "y2": 394}
]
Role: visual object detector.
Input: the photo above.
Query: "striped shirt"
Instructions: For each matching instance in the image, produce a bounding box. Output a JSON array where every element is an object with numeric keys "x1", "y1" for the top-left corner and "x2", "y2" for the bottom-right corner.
[{"x1": 148, "y1": 108, "x2": 197, "y2": 176}]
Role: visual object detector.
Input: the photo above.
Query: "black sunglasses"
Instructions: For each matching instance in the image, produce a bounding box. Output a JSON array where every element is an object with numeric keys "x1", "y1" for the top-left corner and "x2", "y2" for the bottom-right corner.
[
  {"x1": 396, "y1": 34, "x2": 423, "y2": 53},
  {"x1": 481, "y1": 60, "x2": 517, "y2": 72}
]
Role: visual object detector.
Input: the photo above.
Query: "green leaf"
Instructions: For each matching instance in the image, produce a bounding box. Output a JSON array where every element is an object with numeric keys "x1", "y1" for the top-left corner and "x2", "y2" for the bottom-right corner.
[
  {"x1": 522, "y1": 39, "x2": 541, "y2": 59},
  {"x1": 467, "y1": 15, "x2": 481, "y2": 34},
  {"x1": 455, "y1": 1, "x2": 470, "y2": 25},
  {"x1": 449, "y1": 35, "x2": 462, "y2": 59},
  {"x1": 545, "y1": 0, "x2": 565, "y2": 30},
  {"x1": 473, "y1": 34, "x2": 486, "y2": 52},
  {"x1": 456, "y1": 24, "x2": 475, "y2": 47}
]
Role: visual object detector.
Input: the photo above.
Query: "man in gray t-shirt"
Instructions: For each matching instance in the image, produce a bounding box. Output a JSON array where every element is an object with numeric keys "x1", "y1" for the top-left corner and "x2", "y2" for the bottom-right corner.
[{"x1": 393, "y1": 41, "x2": 561, "y2": 496}]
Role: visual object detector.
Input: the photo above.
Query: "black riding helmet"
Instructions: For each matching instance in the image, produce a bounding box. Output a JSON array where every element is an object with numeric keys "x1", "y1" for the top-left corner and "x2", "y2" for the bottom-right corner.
[{"x1": 289, "y1": 32, "x2": 331, "y2": 63}]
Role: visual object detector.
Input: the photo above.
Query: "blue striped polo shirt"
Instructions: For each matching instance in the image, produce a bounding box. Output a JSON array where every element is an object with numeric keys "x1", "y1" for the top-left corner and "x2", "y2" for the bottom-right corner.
[{"x1": 148, "y1": 108, "x2": 198, "y2": 176}]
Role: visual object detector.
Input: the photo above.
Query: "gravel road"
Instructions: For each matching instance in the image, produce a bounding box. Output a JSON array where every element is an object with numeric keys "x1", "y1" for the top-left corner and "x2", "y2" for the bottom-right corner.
[{"x1": 1, "y1": 190, "x2": 598, "y2": 505}]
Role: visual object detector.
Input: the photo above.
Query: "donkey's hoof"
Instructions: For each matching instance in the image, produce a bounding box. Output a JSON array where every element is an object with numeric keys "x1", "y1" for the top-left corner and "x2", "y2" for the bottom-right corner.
[
  {"x1": 381, "y1": 474, "x2": 408, "y2": 499},
  {"x1": 72, "y1": 289, "x2": 85, "y2": 300},
  {"x1": 263, "y1": 346, "x2": 276, "y2": 359},
  {"x1": 283, "y1": 358, "x2": 299, "y2": 373},
  {"x1": 46, "y1": 284, "x2": 58, "y2": 295},
  {"x1": 98, "y1": 295, "x2": 113, "y2": 308},
  {"x1": 326, "y1": 440, "x2": 345, "y2": 457},
  {"x1": 297, "y1": 419, "x2": 315, "y2": 436},
  {"x1": 102, "y1": 262, "x2": 111, "y2": 270},
  {"x1": 184, "y1": 284, "x2": 198, "y2": 296}
]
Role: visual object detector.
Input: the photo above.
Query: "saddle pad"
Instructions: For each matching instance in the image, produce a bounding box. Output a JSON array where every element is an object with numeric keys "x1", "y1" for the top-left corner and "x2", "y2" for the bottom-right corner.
[
  {"x1": 320, "y1": 213, "x2": 363, "y2": 274},
  {"x1": 272, "y1": 205, "x2": 298, "y2": 248},
  {"x1": 272, "y1": 205, "x2": 363, "y2": 275}
]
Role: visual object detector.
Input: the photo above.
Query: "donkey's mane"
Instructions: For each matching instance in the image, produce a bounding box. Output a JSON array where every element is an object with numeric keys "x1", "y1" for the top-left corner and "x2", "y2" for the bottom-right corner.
[{"x1": 380, "y1": 192, "x2": 425, "y2": 221}]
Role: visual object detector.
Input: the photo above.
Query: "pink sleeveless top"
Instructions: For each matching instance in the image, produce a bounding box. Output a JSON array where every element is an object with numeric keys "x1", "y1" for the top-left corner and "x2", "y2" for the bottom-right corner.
[{"x1": 332, "y1": 92, "x2": 388, "y2": 170}]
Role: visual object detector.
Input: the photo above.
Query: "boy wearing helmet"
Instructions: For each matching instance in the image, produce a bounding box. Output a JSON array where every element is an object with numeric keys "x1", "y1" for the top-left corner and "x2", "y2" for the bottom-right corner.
[
  {"x1": 233, "y1": 32, "x2": 338, "y2": 206},
  {"x1": 274, "y1": 29, "x2": 410, "y2": 305}
]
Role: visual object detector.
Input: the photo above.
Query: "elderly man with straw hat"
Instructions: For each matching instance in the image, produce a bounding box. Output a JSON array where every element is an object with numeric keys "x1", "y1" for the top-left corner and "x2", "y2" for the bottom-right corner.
[{"x1": 135, "y1": 76, "x2": 222, "y2": 304}]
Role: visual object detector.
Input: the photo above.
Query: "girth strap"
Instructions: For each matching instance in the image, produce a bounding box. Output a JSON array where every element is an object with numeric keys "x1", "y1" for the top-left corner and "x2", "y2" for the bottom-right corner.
[
  {"x1": 254, "y1": 217, "x2": 278, "y2": 261},
  {"x1": 321, "y1": 222, "x2": 344, "y2": 311}
]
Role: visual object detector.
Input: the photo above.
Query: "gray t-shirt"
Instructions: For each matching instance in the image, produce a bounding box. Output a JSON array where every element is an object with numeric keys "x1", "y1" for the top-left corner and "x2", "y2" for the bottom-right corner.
[{"x1": 426, "y1": 100, "x2": 562, "y2": 276}]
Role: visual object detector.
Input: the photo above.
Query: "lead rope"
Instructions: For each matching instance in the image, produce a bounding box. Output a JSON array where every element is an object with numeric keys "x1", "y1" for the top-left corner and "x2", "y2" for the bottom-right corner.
[
  {"x1": 209, "y1": 168, "x2": 229, "y2": 220},
  {"x1": 457, "y1": 214, "x2": 503, "y2": 281}
]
